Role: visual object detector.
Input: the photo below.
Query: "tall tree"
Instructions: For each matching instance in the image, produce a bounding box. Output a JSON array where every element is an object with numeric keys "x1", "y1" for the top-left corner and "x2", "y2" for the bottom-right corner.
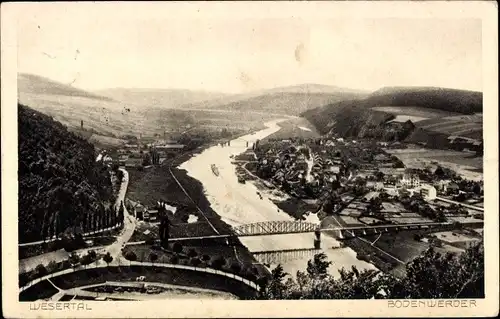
[{"x1": 306, "y1": 253, "x2": 331, "y2": 279}]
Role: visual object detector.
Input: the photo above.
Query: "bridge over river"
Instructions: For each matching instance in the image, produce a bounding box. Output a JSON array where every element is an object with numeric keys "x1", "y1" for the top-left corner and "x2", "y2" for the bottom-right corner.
[
  {"x1": 163, "y1": 219, "x2": 483, "y2": 241},
  {"x1": 135, "y1": 219, "x2": 484, "y2": 265}
]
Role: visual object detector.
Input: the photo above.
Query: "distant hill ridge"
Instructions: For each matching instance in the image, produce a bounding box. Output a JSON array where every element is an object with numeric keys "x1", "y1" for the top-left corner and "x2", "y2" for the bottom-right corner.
[
  {"x1": 94, "y1": 88, "x2": 229, "y2": 109},
  {"x1": 18, "y1": 73, "x2": 113, "y2": 101},
  {"x1": 184, "y1": 84, "x2": 369, "y2": 116}
]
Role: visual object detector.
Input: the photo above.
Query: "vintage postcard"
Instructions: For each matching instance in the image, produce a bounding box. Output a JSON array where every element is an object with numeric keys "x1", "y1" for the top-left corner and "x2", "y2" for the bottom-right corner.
[{"x1": 1, "y1": 1, "x2": 498, "y2": 318}]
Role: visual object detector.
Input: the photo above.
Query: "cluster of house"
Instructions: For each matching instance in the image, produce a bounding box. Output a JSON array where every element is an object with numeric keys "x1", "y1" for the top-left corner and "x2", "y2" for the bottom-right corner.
[
  {"x1": 113, "y1": 141, "x2": 185, "y2": 168},
  {"x1": 126, "y1": 199, "x2": 179, "y2": 223},
  {"x1": 96, "y1": 152, "x2": 114, "y2": 165},
  {"x1": 447, "y1": 136, "x2": 483, "y2": 154},
  {"x1": 257, "y1": 141, "x2": 345, "y2": 190},
  {"x1": 254, "y1": 138, "x2": 482, "y2": 211},
  {"x1": 126, "y1": 200, "x2": 159, "y2": 222},
  {"x1": 379, "y1": 174, "x2": 438, "y2": 201}
]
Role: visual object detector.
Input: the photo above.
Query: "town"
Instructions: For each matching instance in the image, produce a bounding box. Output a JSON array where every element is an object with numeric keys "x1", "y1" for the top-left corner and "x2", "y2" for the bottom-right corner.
[{"x1": 232, "y1": 135, "x2": 484, "y2": 274}]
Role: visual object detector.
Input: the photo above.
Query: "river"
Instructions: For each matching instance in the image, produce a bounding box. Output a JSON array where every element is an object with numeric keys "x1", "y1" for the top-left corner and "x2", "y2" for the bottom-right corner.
[{"x1": 179, "y1": 119, "x2": 376, "y2": 278}]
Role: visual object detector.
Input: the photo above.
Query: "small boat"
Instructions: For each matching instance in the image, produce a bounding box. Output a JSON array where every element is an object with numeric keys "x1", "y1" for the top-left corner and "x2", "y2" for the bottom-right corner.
[{"x1": 211, "y1": 164, "x2": 219, "y2": 176}]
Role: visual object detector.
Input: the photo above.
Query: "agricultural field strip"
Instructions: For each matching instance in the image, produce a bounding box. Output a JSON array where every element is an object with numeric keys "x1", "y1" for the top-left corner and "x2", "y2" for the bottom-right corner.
[
  {"x1": 419, "y1": 119, "x2": 481, "y2": 131},
  {"x1": 371, "y1": 106, "x2": 458, "y2": 117},
  {"x1": 418, "y1": 119, "x2": 465, "y2": 129},
  {"x1": 451, "y1": 128, "x2": 483, "y2": 137},
  {"x1": 435, "y1": 122, "x2": 482, "y2": 131},
  {"x1": 429, "y1": 122, "x2": 482, "y2": 133}
]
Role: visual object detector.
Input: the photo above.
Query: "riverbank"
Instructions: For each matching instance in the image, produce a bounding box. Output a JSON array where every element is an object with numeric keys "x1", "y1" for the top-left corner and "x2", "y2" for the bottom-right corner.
[
  {"x1": 179, "y1": 119, "x2": 377, "y2": 278},
  {"x1": 125, "y1": 129, "x2": 275, "y2": 277}
]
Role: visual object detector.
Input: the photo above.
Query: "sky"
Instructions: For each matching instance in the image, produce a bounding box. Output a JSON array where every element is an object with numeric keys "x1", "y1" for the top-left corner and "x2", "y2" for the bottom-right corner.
[{"x1": 16, "y1": 3, "x2": 483, "y2": 94}]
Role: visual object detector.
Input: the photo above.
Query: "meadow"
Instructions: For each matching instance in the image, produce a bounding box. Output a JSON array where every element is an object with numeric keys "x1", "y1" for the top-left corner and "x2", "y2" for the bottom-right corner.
[{"x1": 372, "y1": 106, "x2": 459, "y2": 118}]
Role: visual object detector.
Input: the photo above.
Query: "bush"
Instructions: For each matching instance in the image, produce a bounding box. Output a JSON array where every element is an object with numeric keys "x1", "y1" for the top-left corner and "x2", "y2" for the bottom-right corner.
[
  {"x1": 88, "y1": 250, "x2": 97, "y2": 260},
  {"x1": 124, "y1": 251, "x2": 137, "y2": 262},
  {"x1": 246, "y1": 273, "x2": 257, "y2": 282},
  {"x1": 69, "y1": 252, "x2": 80, "y2": 266},
  {"x1": 249, "y1": 266, "x2": 258, "y2": 275},
  {"x1": 80, "y1": 254, "x2": 93, "y2": 266},
  {"x1": 103, "y1": 252, "x2": 113, "y2": 265},
  {"x1": 149, "y1": 252, "x2": 158, "y2": 264},
  {"x1": 187, "y1": 248, "x2": 198, "y2": 258},
  {"x1": 172, "y1": 242, "x2": 183, "y2": 254},
  {"x1": 202, "y1": 254, "x2": 211, "y2": 263},
  {"x1": 230, "y1": 262, "x2": 242, "y2": 274},
  {"x1": 19, "y1": 273, "x2": 30, "y2": 286},
  {"x1": 46, "y1": 260, "x2": 58, "y2": 273},
  {"x1": 59, "y1": 260, "x2": 71, "y2": 270},
  {"x1": 35, "y1": 264, "x2": 47, "y2": 277},
  {"x1": 170, "y1": 255, "x2": 179, "y2": 264},
  {"x1": 190, "y1": 257, "x2": 201, "y2": 267},
  {"x1": 256, "y1": 276, "x2": 269, "y2": 289},
  {"x1": 356, "y1": 253, "x2": 369, "y2": 262},
  {"x1": 211, "y1": 256, "x2": 226, "y2": 270}
]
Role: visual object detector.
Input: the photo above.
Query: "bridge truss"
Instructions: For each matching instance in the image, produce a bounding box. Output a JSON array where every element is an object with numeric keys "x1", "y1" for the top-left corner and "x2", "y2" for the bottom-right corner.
[
  {"x1": 232, "y1": 220, "x2": 319, "y2": 237},
  {"x1": 252, "y1": 248, "x2": 322, "y2": 265}
]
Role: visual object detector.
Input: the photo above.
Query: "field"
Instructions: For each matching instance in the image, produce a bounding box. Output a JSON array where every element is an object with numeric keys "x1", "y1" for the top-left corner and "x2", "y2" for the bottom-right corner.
[
  {"x1": 386, "y1": 217, "x2": 433, "y2": 224},
  {"x1": 126, "y1": 164, "x2": 203, "y2": 209},
  {"x1": 385, "y1": 148, "x2": 483, "y2": 180},
  {"x1": 387, "y1": 115, "x2": 429, "y2": 123},
  {"x1": 372, "y1": 106, "x2": 459, "y2": 118},
  {"x1": 371, "y1": 232, "x2": 429, "y2": 263},
  {"x1": 260, "y1": 117, "x2": 320, "y2": 142},
  {"x1": 433, "y1": 231, "x2": 481, "y2": 244},
  {"x1": 272, "y1": 197, "x2": 319, "y2": 220},
  {"x1": 415, "y1": 114, "x2": 483, "y2": 140},
  {"x1": 381, "y1": 202, "x2": 404, "y2": 214},
  {"x1": 122, "y1": 242, "x2": 257, "y2": 272},
  {"x1": 18, "y1": 92, "x2": 147, "y2": 137},
  {"x1": 336, "y1": 216, "x2": 363, "y2": 226},
  {"x1": 345, "y1": 231, "x2": 430, "y2": 277},
  {"x1": 129, "y1": 220, "x2": 217, "y2": 242},
  {"x1": 88, "y1": 134, "x2": 127, "y2": 147},
  {"x1": 19, "y1": 92, "x2": 279, "y2": 146}
]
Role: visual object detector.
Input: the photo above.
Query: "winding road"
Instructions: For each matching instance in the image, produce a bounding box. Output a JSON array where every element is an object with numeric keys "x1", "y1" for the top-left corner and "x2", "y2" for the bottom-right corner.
[
  {"x1": 106, "y1": 169, "x2": 136, "y2": 264},
  {"x1": 19, "y1": 168, "x2": 135, "y2": 273}
]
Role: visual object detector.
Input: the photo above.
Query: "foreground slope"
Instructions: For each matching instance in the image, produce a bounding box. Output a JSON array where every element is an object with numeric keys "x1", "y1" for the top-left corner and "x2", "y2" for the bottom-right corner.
[{"x1": 18, "y1": 104, "x2": 115, "y2": 243}]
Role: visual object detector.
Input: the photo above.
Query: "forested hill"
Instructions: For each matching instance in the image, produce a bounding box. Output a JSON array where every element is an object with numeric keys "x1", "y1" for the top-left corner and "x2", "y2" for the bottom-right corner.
[
  {"x1": 18, "y1": 104, "x2": 115, "y2": 243},
  {"x1": 368, "y1": 87, "x2": 483, "y2": 114},
  {"x1": 301, "y1": 87, "x2": 483, "y2": 137}
]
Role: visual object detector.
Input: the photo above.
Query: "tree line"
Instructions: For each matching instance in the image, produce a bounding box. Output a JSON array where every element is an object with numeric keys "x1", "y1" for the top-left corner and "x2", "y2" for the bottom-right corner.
[{"x1": 259, "y1": 242, "x2": 484, "y2": 299}]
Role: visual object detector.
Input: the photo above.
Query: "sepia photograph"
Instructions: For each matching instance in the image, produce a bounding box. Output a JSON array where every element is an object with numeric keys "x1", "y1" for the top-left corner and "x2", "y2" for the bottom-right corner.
[{"x1": 2, "y1": 1, "x2": 498, "y2": 318}]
